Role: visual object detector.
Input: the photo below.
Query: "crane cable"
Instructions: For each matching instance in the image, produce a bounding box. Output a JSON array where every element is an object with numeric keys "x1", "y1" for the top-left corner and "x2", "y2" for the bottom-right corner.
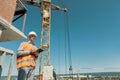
[
  {"x1": 57, "y1": 0, "x2": 73, "y2": 75},
  {"x1": 65, "y1": 12, "x2": 73, "y2": 74},
  {"x1": 64, "y1": 12, "x2": 68, "y2": 74},
  {"x1": 65, "y1": 12, "x2": 72, "y2": 67},
  {"x1": 56, "y1": 0, "x2": 68, "y2": 74},
  {"x1": 58, "y1": 20, "x2": 61, "y2": 74}
]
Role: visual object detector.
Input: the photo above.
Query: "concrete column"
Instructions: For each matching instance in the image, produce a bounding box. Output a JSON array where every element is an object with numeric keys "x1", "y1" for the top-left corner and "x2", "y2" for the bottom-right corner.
[
  {"x1": 0, "y1": 52, "x2": 6, "y2": 66},
  {"x1": 7, "y1": 54, "x2": 14, "y2": 80},
  {"x1": 0, "y1": 52, "x2": 6, "y2": 78}
]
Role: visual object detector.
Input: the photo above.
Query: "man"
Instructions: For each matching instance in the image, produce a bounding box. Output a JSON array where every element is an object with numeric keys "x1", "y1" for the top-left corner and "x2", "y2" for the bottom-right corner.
[{"x1": 17, "y1": 31, "x2": 43, "y2": 80}]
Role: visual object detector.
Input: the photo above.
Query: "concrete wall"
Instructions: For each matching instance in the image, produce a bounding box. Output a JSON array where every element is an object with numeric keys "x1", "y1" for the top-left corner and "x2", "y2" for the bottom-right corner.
[{"x1": 0, "y1": 0, "x2": 17, "y2": 23}]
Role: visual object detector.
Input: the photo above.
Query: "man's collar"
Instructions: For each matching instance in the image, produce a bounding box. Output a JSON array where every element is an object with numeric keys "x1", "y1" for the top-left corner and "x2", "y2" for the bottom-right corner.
[{"x1": 28, "y1": 41, "x2": 35, "y2": 45}]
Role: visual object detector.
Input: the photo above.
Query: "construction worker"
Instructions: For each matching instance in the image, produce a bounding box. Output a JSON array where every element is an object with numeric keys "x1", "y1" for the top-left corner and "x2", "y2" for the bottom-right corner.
[{"x1": 17, "y1": 31, "x2": 43, "y2": 80}]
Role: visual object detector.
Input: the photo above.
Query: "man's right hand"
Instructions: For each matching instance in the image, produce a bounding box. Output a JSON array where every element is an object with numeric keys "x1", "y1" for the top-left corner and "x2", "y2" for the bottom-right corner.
[
  {"x1": 30, "y1": 48, "x2": 39, "y2": 56},
  {"x1": 30, "y1": 48, "x2": 37, "y2": 53}
]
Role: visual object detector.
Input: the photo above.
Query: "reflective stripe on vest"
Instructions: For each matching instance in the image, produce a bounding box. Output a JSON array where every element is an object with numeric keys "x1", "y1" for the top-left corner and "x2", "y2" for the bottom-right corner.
[
  {"x1": 17, "y1": 42, "x2": 38, "y2": 70},
  {"x1": 17, "y1": 59, "x2": 35, "y2": 65}
]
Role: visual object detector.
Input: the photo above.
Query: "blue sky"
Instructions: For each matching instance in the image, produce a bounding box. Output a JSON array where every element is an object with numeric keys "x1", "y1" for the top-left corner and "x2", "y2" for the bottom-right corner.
[{"x1": 1, "y1": 0, "x2": 120, "y2": 75}]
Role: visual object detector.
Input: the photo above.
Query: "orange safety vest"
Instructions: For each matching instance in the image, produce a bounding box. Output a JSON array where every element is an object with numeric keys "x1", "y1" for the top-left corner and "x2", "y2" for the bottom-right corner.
[{"x1": 17, "y1": 42, "x2": 38, "y2": 70}]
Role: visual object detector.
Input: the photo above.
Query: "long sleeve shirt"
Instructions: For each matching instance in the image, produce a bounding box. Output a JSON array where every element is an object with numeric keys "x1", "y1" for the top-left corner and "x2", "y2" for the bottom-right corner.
[{"x1": 17, "y1": 41, "x2": 38, "y2": 57}]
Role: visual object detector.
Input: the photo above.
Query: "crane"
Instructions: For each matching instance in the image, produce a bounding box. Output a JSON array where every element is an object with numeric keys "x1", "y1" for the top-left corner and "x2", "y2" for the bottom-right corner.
[{"x1": 19, "y1": 0, "x2": 67, "y2": 80}]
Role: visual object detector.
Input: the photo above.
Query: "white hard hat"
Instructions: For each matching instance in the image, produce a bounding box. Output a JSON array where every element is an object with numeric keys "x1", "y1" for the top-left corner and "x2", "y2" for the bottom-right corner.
[{"x1": 28, "y1": 31, "x2": 37, "y2": 37}]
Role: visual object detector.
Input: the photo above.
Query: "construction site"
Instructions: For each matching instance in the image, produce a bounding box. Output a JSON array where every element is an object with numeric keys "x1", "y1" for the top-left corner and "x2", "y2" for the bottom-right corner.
[
  {"x1": 1, "y1": 0, "x2": 120, "y2": 80},
  {"x1": 0, "y1": 0, "x2": 71, "y2": 80}
]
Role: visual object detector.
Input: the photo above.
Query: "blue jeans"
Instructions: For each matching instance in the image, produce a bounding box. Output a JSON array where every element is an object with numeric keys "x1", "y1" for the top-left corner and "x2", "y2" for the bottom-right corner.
[{"x1": 18, "y1": 66, "x2": 35, "y2": 80}]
